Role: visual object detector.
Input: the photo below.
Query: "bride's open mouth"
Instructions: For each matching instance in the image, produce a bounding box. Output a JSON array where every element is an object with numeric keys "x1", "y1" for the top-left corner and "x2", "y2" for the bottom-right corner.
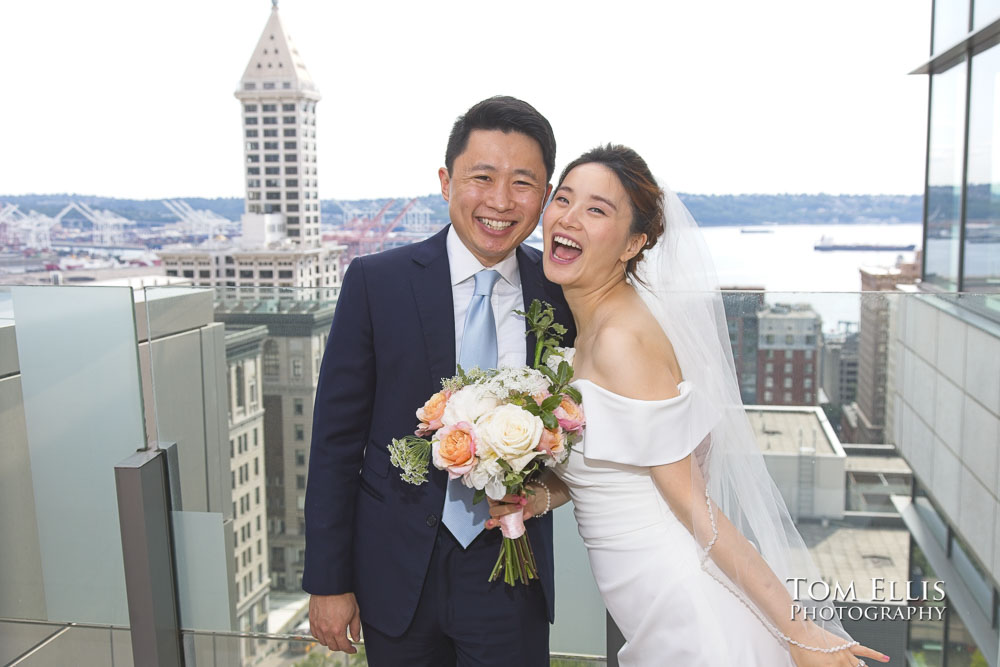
[{"x1": 550, "y1": 234, "x2": 583, "y2": 263}]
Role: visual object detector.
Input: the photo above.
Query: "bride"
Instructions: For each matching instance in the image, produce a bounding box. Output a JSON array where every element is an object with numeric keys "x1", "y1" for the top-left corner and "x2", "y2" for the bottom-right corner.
[{"x1": 488, "y1": 145, "x2": 888, "y2": 666}]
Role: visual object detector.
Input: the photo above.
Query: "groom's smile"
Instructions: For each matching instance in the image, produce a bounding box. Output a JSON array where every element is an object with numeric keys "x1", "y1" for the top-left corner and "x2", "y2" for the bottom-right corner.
[{"x1": 439, "y1": 129, "x2": 551, "y2": 268}]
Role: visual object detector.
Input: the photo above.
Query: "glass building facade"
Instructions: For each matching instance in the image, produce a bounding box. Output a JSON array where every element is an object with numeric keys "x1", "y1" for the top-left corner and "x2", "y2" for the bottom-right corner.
[
  {"x1": 903, "y1": 3, "x2": 1000, "y2": 665},
  {"x1": 921, "y1": 0, "x2": 1000, "y2": 310}
]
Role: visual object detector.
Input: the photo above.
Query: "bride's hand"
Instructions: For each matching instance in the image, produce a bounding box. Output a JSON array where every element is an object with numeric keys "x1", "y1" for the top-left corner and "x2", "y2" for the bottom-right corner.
[
  {"x1": 485, "y1": 489, "x2": 541, "y2": 529},
  {"x1": 787, "y1": 622, "x2": 888, "y2": 666}
]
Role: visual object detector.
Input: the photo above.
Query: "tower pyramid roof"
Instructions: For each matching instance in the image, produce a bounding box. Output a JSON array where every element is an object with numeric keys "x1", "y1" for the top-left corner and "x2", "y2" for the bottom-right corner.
[{"x1": 237, "y1": 3, "x2": 319, "y2": 98}]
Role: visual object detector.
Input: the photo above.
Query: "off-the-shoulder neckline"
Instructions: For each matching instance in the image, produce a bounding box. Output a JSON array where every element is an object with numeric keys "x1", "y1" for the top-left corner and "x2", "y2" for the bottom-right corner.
[{"x1": 571, "y1": 378, "x2": 692, "y2": 404}]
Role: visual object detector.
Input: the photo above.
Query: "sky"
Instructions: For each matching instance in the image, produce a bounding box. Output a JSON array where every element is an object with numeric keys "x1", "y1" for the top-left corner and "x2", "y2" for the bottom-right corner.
[{"x1": 2, "y1": 0, "x2": 933, "y2": 200}]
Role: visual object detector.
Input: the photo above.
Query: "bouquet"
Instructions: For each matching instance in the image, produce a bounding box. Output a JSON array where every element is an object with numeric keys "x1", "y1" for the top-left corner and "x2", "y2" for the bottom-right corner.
[{"x1": 388, "y1": 300, "x2": 584, "y2": 585}]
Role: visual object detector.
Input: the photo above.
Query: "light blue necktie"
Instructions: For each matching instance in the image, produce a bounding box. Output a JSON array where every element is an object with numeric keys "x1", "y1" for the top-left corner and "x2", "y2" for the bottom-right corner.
[{"x1": 443, "y1": 269, "x2": 501, "y2": 547}]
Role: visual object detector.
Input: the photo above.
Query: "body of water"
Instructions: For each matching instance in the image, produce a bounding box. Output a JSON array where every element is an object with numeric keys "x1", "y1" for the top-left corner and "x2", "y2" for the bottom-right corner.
[
  {"x1": 705, "y1": 223, "x2": 922, "y2": 330},
  {"x1": 529, "y1": 223, "x2": 924, "y2": 331}
]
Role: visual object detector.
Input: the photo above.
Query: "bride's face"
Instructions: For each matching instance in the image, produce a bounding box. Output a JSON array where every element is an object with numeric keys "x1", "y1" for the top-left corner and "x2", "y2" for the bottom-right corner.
[{"x1": 542, "y1": 162, "x2": 645, "y2": 287}]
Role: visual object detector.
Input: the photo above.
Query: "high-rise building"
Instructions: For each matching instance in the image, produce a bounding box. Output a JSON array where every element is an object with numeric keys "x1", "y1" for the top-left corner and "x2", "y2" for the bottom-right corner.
[
  {"x1": 723, "y1": 288, "x2": 765, "y2": 404},
  {"x1": 158, "y1": 3, "x2": 342, "y2": 295},
  {"x1": 224, "y1": 324, "x2": 270, "y2": 659},
  {"x1": 234, "y1": 2, "x2": 322, "y2": 246},
  {"x1": 844, "y1": 259, "x2": 920, "y2": 443},
  {"x1": 821, "y1": 329, "x2": 859, "y2": 408},
  {"x1": 892, "y1": 5, "x2": 1000, "y2": 663},
  {"x1": 756, "y1": 303, "x2": 821, "y2": 406},
  {"x1": 215, "y1": 301, "x2": 336, "y2": 593}
]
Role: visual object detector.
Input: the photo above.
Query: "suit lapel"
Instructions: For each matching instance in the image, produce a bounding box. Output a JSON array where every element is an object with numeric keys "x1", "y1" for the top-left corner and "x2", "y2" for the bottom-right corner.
[
  {"x1": 410, "y1": 227, "x2": 456, "y2": 392},
  {"x1": 517, "y1": 245, "x2": 547, "y2": 367}
]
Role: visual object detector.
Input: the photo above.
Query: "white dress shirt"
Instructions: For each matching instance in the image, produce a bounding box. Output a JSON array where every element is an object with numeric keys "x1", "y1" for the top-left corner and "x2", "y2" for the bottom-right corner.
[{"x1": 446, "y1": 226, "x2": 527, "y2": 370}]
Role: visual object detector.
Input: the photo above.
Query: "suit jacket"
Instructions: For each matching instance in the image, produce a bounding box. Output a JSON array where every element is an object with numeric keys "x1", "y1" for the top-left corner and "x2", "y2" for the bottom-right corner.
[{"x1": 302, "y1": 225, "x2": 575, "y2": 636}]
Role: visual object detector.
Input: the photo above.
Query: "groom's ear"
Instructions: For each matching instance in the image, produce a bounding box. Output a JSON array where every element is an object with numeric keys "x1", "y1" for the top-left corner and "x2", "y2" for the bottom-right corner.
[{"x1": 438, "y1": 167, "x2": 451, "y2": 202}]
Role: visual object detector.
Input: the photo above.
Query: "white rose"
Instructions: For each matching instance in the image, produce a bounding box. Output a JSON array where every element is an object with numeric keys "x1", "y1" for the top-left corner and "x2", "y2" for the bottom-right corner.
[
  {"x1": 464, "y1": 458, "x2": 507, "y2": 500},
  {"x1": 476, "y1": 404, "x2": 544, "y2": 473},
  {"x1": 442, "y1": 384, "x2": 500, "y2": 428}
]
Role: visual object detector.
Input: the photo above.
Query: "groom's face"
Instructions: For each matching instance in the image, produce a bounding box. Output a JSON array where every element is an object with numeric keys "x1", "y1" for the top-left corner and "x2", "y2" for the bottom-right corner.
[{"x1": 438, "y1": 129, "x2": 551, "y2": 267}]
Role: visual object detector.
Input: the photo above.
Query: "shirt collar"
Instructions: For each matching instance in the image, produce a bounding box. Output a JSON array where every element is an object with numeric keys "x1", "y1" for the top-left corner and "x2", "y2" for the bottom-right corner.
[{"x1": 446, "y1": 226, "x2": 521, "y2": 289}]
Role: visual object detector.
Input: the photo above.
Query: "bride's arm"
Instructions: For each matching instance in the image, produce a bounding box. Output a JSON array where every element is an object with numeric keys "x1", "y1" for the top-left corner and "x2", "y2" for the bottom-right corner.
[
  {"x1": 651, "y1": 455, "x2": 888, "y2": 664},
  {"x1": 651, "y1": 456, "x2": 803, "y2": 638}
]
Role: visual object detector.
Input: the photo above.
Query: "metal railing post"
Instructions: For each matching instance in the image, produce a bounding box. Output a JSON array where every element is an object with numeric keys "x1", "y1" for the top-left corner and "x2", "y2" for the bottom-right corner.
[{"x1": 115, "y1": 449, "x2": 183, "y2": 667}]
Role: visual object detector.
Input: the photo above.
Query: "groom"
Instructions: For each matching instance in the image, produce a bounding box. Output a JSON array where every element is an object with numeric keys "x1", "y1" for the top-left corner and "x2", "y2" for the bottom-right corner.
[{"x1": 302, "y1": 96, "x2": 575, "y2": 665}]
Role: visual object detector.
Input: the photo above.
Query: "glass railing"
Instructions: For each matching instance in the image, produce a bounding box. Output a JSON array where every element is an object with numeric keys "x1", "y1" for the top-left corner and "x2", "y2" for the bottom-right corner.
[
  {"x1": 2, "y1": 284, "x2": 999, "y2": 666},
  {"x1": 0, "y1": 618, "x2": 133, "y2": 666}
]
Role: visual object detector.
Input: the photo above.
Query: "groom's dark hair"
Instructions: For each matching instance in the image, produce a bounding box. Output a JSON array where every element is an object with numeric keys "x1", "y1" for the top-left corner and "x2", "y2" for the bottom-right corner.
[{"x1": 445, "y1": 96, "x2": 556, "y2": 181}]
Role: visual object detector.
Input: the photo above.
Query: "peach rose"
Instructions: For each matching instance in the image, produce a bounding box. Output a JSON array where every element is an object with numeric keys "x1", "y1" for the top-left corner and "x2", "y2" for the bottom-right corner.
[
  {"x1": 415, "y1": 390, "x2": 451, "y2": 436},
  {"x1": 432, "y1": 422, "x2": 477, "y2": 479},
  {"x1": 537, "y1": 426, "x2": 565, "y2": 459},
  {"x1": 554, "y1": 396, "x2": 585, "y2": 434}
]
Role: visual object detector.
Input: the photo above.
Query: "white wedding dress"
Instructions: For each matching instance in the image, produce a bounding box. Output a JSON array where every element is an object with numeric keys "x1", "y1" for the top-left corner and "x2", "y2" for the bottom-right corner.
[{"x1": 555, "y1": 378, "x2": 795, "y2": 666}]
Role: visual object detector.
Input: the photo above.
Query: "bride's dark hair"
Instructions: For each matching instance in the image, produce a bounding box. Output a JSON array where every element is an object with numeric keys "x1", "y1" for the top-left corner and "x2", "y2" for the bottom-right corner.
[{"x1": 555, "y1": 144, "x2": 665, "y2": 283}]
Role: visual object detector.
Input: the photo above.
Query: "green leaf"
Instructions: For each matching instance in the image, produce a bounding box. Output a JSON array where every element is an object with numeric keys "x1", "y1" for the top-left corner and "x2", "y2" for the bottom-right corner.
[
  {"x1": 566, "y1": 386, "x2": 583, "y2": 404},
  {"x1": 541, "y1": 413, "x2": 558, "y2": 430},
  {"x1": 521, "y1": 398, "x2": 540, "y2": 413},
  {"x1": 541, "y1": 395, "x2": 562, "y2": 412},
  {"x1": 473, "y1": 488, "x2": 486, "y2": 505},
  {"x1": 557, "y1": 361, "x2": 572, "y2": 383}
]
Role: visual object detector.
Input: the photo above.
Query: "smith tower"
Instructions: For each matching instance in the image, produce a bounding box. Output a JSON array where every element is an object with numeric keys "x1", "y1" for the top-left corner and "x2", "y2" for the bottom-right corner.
[{"x1": 234, "y1": 2, "x2": 322, "y2": 247}]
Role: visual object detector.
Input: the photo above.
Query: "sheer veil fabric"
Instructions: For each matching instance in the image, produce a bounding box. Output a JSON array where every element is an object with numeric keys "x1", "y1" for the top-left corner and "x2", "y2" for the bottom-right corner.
[{"x1": 632, "y1": 188, "x2": 855, "y2": 650}]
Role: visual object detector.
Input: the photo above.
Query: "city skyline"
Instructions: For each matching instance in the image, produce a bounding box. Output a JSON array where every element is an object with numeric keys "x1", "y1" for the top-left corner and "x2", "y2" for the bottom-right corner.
[{"x1": 3, "y1": 0, "x2": 931, "y2": 201}]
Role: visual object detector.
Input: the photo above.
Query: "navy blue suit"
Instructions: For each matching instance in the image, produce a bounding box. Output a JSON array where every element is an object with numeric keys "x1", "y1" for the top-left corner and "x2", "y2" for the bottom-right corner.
[{"x1": 303, "y1": 226, "x2": 574, "y2": 664}]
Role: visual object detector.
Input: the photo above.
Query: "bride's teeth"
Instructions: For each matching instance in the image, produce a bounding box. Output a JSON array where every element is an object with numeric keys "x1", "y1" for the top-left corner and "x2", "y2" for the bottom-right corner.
[
  {"x1": 554, "y1": 235, "x2": 582, "y2": 250},
  {"x1": 480, "y1": 218, "x2": 514, "y2": 231}
]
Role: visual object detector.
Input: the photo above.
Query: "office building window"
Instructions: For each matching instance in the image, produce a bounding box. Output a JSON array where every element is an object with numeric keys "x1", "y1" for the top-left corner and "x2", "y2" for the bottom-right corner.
[
  {"x1": 964, "y1": 41, "x2": 1000, "y2": 297},
  {"x1": 932, "y1": 0, "x2": 970, "y2": 54},
  {"x1": 974, "y1": 0, "x2": 1000, "y2": 28},
  {"x1": 263, "y1": 340, "x2": 279, "y2": 376},
  {"x1": 925, "y1": 58, "x2": 968, "y2": 291}
]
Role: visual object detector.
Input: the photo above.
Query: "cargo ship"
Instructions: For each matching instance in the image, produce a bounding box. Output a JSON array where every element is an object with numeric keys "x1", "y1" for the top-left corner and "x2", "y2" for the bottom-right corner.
[{"x1": 814, "y1": 236, "x2": 916, "y2": 251}]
